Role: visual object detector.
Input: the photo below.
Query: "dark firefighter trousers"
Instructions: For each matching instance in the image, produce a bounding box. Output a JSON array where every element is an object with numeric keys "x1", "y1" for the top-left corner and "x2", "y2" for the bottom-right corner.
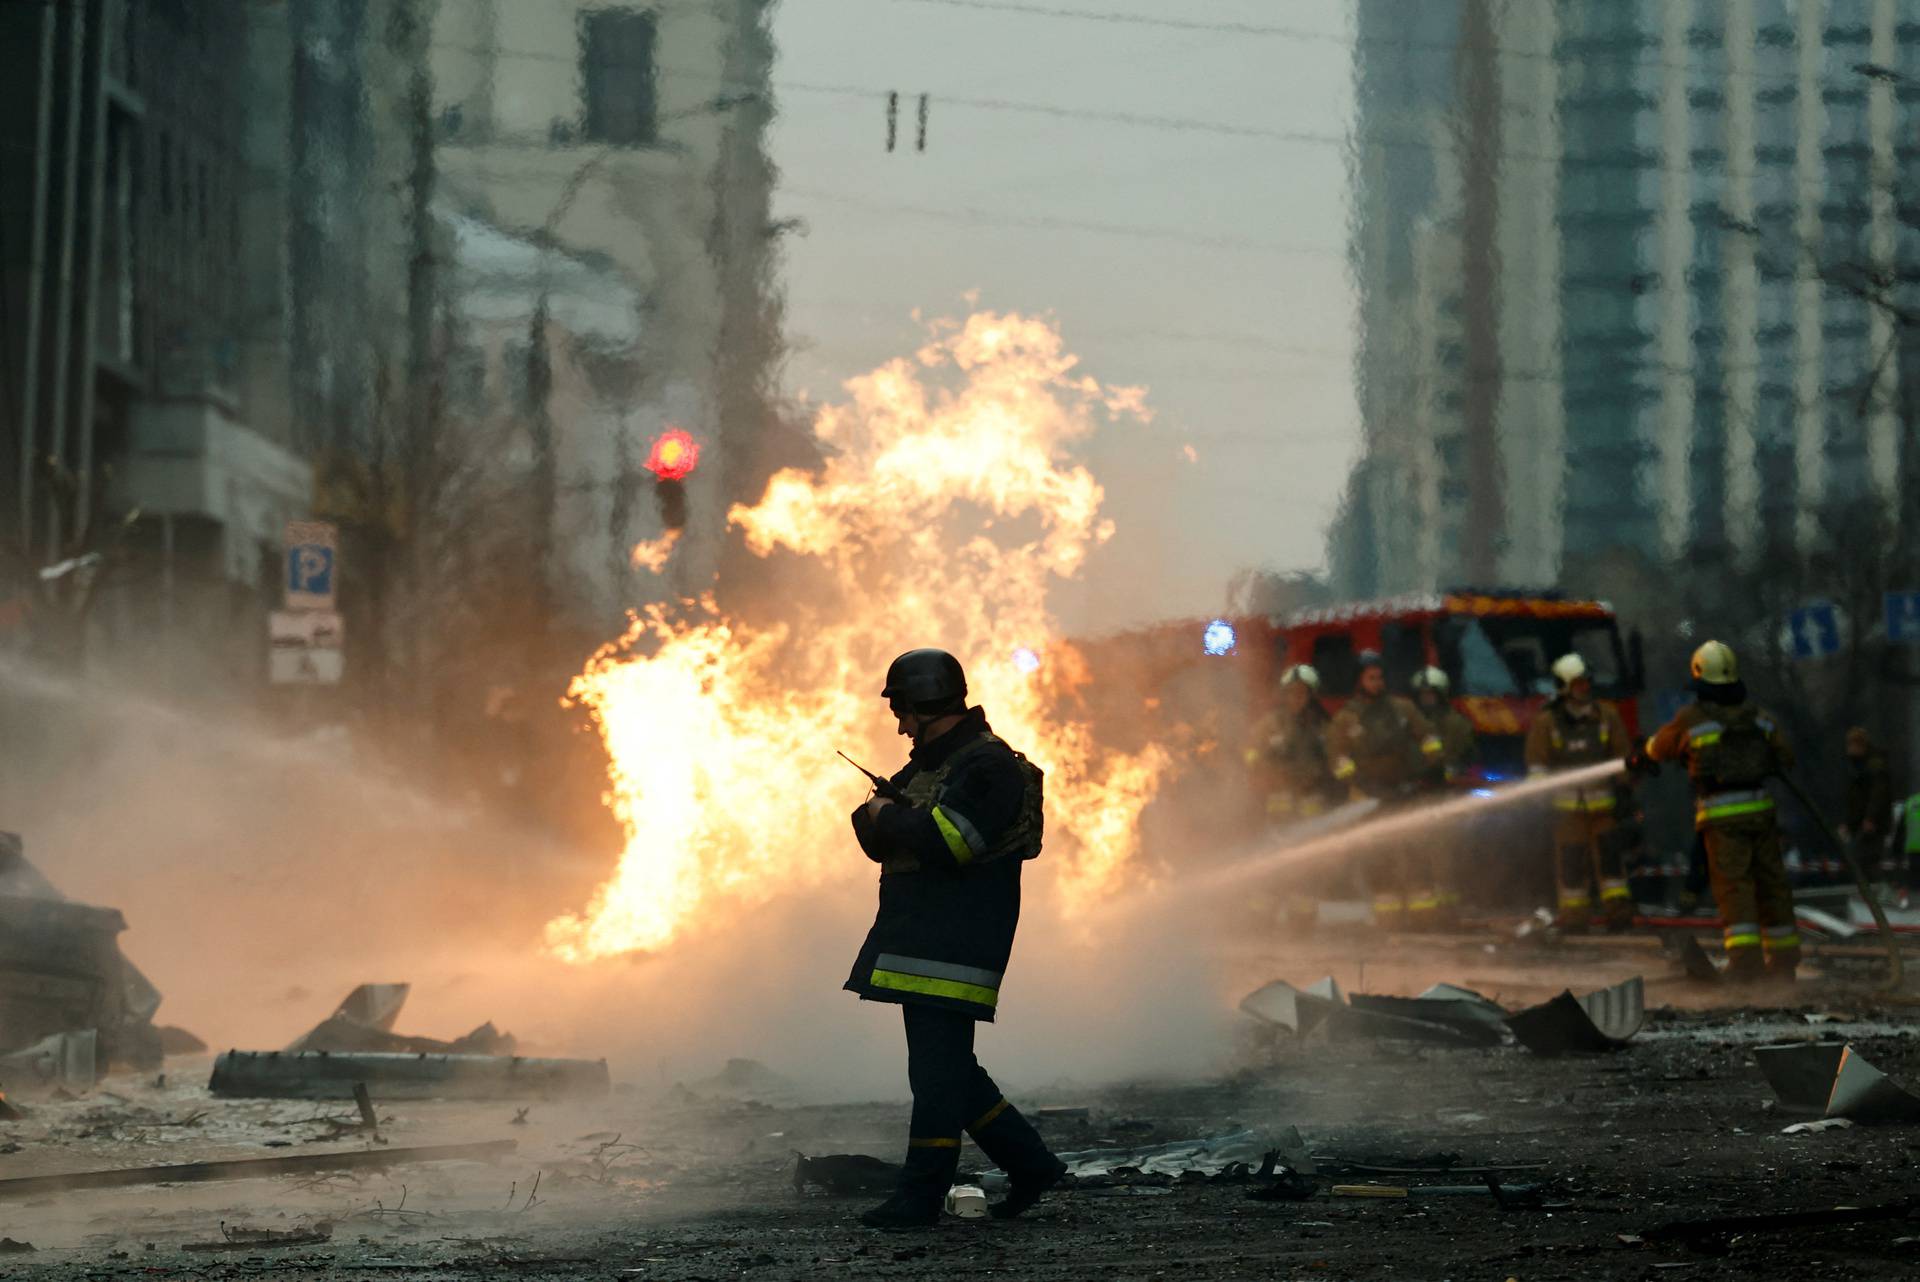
[{"x1": 896, "y1": 1005, "x2": 1056, "y2": 1197}]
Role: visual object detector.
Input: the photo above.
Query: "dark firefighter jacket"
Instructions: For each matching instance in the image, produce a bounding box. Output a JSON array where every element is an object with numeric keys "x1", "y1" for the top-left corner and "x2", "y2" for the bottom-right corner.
[{"x1": 845, "y1": 707, "x2": 1044, "y2": 1022}]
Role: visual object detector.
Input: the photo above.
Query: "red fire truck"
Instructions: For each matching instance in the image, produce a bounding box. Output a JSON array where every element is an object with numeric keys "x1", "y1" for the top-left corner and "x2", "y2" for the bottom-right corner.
[
  {"x1": 1064, "y1": 589, "x2": 1646, "y2": 908},
  {"x1": 1072, "y1": 589, "x2": 1642, "y2": 773},
  {"x1": 1270, "y1": 589, "x2": 1645, "y2": 778}
]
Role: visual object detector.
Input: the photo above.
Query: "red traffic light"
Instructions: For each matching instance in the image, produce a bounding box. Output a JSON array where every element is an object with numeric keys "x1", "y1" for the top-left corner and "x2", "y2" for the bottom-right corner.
[{"x1": 645, "y1": 428, "x2": 701, "y2": 481}]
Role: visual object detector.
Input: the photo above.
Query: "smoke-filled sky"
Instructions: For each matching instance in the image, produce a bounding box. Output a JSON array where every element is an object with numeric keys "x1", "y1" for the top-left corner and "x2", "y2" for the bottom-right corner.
[{"x1": 768, "y1": 0, "x2": 1359, "y2": 633}]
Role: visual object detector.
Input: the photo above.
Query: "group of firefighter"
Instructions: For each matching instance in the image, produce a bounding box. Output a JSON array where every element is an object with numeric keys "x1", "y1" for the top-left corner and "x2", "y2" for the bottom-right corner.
[{"x1": 1244, "y1": 639, "x2": 1823, "y2": 983}]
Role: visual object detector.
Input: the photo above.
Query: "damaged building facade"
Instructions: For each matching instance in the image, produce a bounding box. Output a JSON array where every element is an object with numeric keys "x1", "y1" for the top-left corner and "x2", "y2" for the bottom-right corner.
[
  {"x1": 0, "y1": 0, "x2": 786, "y2": 692},
  {"x1": 429, "y1": 0, "x2": 785, "y2": 620}
]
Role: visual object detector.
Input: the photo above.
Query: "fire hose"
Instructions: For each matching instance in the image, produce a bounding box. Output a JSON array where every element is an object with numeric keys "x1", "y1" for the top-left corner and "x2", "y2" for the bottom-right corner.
[{"x1": 1771, "y1": 770, "x2": 1904, "y2": 991}]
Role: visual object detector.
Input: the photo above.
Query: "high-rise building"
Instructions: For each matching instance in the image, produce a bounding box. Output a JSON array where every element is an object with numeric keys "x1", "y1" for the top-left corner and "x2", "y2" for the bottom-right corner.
[{"x1": 1332, "y1": 0, "x2": 1920, "y2": 597}]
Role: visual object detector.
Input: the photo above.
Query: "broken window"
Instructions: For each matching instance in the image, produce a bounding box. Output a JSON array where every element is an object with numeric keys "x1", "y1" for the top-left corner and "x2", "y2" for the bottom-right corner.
[{"x1": 579, "y1": 7, "x2": 657, "y2": 146}]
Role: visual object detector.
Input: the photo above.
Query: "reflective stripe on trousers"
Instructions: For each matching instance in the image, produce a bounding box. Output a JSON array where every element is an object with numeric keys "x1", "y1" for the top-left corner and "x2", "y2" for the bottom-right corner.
[
  {"x1": 1723, "y1": 920, "x2": 1761, "y2": 950},
  {"x1": 1697, "y1": 789, "x2": 1773, "y2": 825}
]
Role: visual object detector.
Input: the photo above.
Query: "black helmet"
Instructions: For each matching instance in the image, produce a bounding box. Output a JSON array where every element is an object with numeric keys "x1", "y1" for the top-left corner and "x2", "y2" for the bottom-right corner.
[
  {"x1": 1356, "y1": 649, "x2": 1384, "y2": 671},
  {"x1": 882, "y1": 648, "x2": 968, "y2": 710}
]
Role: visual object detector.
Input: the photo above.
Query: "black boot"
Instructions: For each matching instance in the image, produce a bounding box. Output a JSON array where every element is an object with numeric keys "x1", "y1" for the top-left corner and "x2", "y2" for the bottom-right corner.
[
  {"x1": 969, "y1": 1101, "x2": 1068, "y2": 1220},
  {"x1": 860, "y1": 1144, "x2": 957, "y2": 1230}
]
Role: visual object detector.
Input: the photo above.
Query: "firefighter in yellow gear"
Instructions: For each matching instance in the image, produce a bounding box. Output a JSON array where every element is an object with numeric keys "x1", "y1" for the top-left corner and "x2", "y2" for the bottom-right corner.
[
  {"x1": 1525, "y1": 653, "x2": 1634, "y2": 931},
  {"x1": 1244, "y1": 664, "x2": 1339, "y2": 822},
  {"x1": 1411, "y1": 666, "x2": 1475, "y2": 927},
  {"x1": 1520, "y1": 656, "x2": 1628, "y2": 925},
  {"x1": 1244, "y1": 664, "x2": 1340, "y2": 931},
  {"x1": 1328, "y1": 651, "x2": 1443, "y2": 929},
  {"x1": 1635, "y1": 640, "x2": 1798, "y2": 982}
]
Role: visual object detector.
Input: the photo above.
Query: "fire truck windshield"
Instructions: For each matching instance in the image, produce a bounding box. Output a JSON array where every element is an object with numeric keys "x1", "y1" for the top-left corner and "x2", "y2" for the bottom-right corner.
[{"x1": 1439, "y1": 615, "x2": 1626, "y2": 697}]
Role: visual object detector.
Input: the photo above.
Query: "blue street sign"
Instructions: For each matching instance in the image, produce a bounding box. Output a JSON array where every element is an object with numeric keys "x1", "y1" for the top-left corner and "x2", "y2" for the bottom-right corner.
[
  {"x1": 287, "y1": 544, "x2": 334, "y2": 601},
  {"x1": 1887, "y1": 591, "x2": 1920, "y2": 646},
  {"x1": 1788, "y1": 603, "x2": 1842, "y2": 660}
]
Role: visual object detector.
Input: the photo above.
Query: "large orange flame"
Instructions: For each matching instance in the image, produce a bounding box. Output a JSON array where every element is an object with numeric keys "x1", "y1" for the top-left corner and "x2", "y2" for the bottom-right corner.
[{"x1": 545, "y1": 312, "x2": 1169, "y2": 961}]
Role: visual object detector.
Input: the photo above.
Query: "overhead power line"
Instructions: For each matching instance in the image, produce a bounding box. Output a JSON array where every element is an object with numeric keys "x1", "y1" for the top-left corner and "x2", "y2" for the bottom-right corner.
[
  {"x1": 893, "y1": 0, "x2": 1860, "y2": 92},
  {"x1": 431, "y1": 38, "x2": 1872, "y2": 201}
]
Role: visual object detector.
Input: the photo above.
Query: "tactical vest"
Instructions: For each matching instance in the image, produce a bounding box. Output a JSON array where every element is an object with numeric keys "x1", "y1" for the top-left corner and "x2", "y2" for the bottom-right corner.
[
  {"x1": 1546, "y1": 702, "x2": 1614, "y2": 766},
  {"x1": 1686, "y1": 703, "x2": 1775, "y2": 792},
  {"x1": 886, "y1": 732, "x2": 1044, "y2": 874}
]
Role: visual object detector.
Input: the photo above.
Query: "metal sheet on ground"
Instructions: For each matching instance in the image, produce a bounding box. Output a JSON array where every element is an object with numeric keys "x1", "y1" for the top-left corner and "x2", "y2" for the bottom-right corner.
[
  {"x1": 1506, "y1": 977, "x2": 1643, "y2": 1056},
  {"x1": 1754, "y1": 1041, "x2": 1920, "y2": 1122},
  {"x1": 208, "y1": 1051, "x2": 610, "y2": 1100}
]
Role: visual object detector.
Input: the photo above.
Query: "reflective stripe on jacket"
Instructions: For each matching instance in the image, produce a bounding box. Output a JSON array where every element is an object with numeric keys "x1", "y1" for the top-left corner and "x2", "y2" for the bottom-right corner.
[{"x1": 846, "y1": 707, "x2": 1042, "y2": 1021}]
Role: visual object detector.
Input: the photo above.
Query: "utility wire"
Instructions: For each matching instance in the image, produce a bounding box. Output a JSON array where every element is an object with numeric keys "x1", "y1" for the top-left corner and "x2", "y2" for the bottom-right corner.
[
  {"x1": 892, "y1": 0, "x2": 1878, "y2": 92},
  {"x1": 431, "y1": 39, "x2": 1894, "y2": 200}
]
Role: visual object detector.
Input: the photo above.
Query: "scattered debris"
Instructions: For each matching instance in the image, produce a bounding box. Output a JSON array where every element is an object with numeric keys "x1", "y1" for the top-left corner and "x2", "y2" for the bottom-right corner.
[
  {"x1": 944, "y1": 1184, "x2": 987, "y2": 1218},
  {"x1": 1034, "y1": 1105, "x2": 1091, "y2": 1122},
  {"x1": 287, "y1": 984, "x2": 517, "y2": 1057},
  {"x1": 0, "y1": 833, "x2": 163, "y2": 1073},
  {"x1": 1242, "y1": 977, "x2": 1496, "y2": 1047},
  {"x1": 0, "y1": 1238, "x2": 33, "y2": 1253},
  {"x1": 0, "y1": 1139, "x2": 518, "y2": 1199},
  {"x1": 1640, "y1": 1198, "x2": 1919, "y2": 1242},
  {"x1": 184, "y1": 1222, "x2": 335, "y2": 1252},
  {"x1": 208, "y1": 1051, "x2": 610, "y2": 1101},
  {"x1": 1781, "y1": 1118, "x2": 1856, "y2": 1134},
  {"x1": 1795, "y1": 905, "x2": 1860, "y2": 941},
  {"x1": 1239, "y1": 979, "x2": 1342, "y2": 1037},
  {"x1": 997, "y1": 1128, "x2": 1282, "y2": 1192},
  {"x1": 793, "y1": 1153, "x2": 901, "y2": 1196},
  {"x1": 1753, "y1": 1042, "x2": 1920, "y2": 1122},
  {"x1": 0, "y1": 1029, "x2": 97, "y2": 1089},
  {"x1": 1505, "y1": 976, "x2": 1644, "y2": 1056},
  {"x1": 1246, "y1": 1133, "x2": 1318, "y2": 1201},
  {"x1": 1664, "y1": 934, "x2": 1723, "y2": 983},
  {"x1": 156, "y1": 1026, "x2": 209, "y2": 1056},
  {"x1": 1346, "y1": 985, "x2": 1510, "y2": 1047}
]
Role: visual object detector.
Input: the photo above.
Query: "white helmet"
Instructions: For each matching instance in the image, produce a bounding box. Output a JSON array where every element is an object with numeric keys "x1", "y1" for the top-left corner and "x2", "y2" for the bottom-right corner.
[
  {"x1": 1691, "y1": 640, "x2": 1738, "y2": 685},
  {"x1": 1411, "y1": 665, "x2": 1449, "y2": 694},
  {"x1": 1551, "y1": 653, "x2": 1589, "y2": 690},
  {"x1": 1279, "y1": 663, "x2": 1320, "y2": 692}
]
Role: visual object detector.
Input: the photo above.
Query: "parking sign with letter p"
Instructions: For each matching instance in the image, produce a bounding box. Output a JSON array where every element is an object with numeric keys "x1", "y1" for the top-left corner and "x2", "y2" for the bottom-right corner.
[{"x1": 284, "y1": 520, "x2": 338, "y2": 611}]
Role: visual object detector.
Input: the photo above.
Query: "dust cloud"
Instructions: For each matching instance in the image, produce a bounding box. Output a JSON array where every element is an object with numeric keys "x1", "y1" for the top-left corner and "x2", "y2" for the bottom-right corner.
[{"x1": 0, "y1": 653, "x2": 1237, "y2": 1106}]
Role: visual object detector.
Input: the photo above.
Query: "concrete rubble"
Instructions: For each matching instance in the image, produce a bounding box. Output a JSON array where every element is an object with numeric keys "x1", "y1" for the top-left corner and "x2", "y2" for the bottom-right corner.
[{"x1": 0, "y1": 832, "x2": 173, "y2": 1079}]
